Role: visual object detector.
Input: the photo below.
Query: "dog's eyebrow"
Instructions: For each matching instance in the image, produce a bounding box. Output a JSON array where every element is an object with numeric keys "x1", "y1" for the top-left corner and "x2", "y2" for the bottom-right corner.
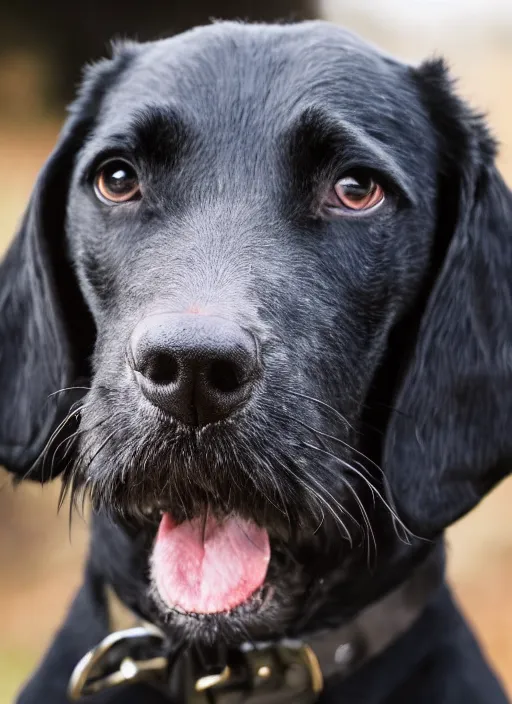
[
  {"x1": 79, "y1": 105, "x2": 190, "y2": 177},
  {"x1": 127, "y1": 105, "x2": 190, "y2": 160},
  {"x1": 289, "y1": 106, "x2": 416, "y2": 204}
]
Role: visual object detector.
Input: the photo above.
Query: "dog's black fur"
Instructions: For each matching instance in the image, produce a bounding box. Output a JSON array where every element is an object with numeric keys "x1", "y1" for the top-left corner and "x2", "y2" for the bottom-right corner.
[{"x1": 1, "y1": 21, "x2": 512, "y2": 703}]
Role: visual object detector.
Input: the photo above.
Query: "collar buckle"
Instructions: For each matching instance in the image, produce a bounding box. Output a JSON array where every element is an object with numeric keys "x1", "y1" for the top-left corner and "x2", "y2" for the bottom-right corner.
[
  {"x1": 68, "y1": 624, "x2": 168, "y2": 700},
  {"x1": 195, "y1": 665, "x2": 232, "y2": 693},
  {"x1": 184, "y1": 642, "x2": 323, "y2": 703}
]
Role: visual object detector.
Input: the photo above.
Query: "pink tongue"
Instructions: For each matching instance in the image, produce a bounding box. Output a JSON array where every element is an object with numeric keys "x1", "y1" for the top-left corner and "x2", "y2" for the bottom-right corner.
[{"x1": 152, "y1": 513, "x2": 270, "y2": 614}]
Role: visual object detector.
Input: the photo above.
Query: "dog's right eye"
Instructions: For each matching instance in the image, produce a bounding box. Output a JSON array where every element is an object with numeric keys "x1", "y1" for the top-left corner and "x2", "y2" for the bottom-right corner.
[{"x1": 94, "y1": 159, "x2": 140, "y2": 204}]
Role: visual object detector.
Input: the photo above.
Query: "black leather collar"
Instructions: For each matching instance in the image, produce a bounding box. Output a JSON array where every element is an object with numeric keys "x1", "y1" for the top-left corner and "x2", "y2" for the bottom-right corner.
[{"x1": 68, "y1": 549, "x2": 443, "y2": 703}]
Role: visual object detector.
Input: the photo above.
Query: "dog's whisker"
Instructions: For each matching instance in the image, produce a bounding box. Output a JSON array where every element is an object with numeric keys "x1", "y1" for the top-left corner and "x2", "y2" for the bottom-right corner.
[
  {"x1": 273, "y1": 388, "x2": 357, "y2": 433},
  {"x1": 267, "y1": 452, "x2": 355, "y2": 546},
  {"x1": 300, "y1": 436, "x2": 376, "y2": 561},
  {"x1": 236, "y1": 436, "x2": 291, "y2": 524},
  {"x1": 299, "y1": 475, "x2": 355, "y2": 547},
  {"x1": 67, "y1": 428, "x2": 121, "y2": 512},
  {"x1": 261, "y1": 405, "x2": 377, "y2": 548},
  {"x1": 278, "y1": 408, "x2": 417, "y2": 545},
  {"x1": 59, "y1": 408, "x2": 129, "y2": 513},
  {"x1": 60, "y1": 424, "x2": 111, "y2": 499},
  {"x1": 268, "y1": 405, "x2": 392, "y2": 520},
  {"x1": 47, "y1": 385, "x2": 92, "y2": 398},
  {"x1": 312, "y1": 504, "x2": 325, "y2": 535},
  {"x1": 50, "y1": 414, "x2": 110, "y2": 479},
  {"x1": 288, "y1": 414, "x2": 380, "y2": 476},
  {"x1": 304, "y1": 429, "x2": 370, "y2": 544},
  {"x1": 26, "y1": 400, "x2": 91, "y2": 483},
  {"x1": 302, "y1": 441, "x2": 415, "y2": 545}
]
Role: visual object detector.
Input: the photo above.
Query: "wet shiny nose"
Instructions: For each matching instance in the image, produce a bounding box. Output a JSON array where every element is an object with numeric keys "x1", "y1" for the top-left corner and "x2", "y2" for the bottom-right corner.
[{"x1": 129, "y1": 313, "x2": 259, "y2": 426}]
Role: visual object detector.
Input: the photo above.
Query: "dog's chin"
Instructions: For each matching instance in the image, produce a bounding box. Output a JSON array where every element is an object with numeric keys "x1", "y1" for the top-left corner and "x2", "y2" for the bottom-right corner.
[{"x1": 150, "y1": 579, "x2": 278, "y2": 638}]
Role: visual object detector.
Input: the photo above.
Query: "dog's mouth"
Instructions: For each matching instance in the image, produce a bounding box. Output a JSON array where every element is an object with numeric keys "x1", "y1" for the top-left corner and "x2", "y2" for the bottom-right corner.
[{"x1": 150, "y1": 511, "x2": 271, "y2": 616}]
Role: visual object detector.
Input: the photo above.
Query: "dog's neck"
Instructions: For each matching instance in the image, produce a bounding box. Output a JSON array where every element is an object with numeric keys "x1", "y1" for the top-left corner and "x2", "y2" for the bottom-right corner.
[{"x1": 69, "y1": 545, "x2": 444, "y2": 702}]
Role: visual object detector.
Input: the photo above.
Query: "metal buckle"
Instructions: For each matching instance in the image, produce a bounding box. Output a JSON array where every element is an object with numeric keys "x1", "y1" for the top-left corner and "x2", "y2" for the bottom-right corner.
[
  {"x1": 243, "y1": 642, "x2": 323, "y2": 699},
  {"x1": 297, "y1": 644, "x2": 323, "y2": 694},
  {"x1": 195, "y1": 665, "x2": 232, "y2": 692},
  {"x1": 68, "y1": 624, "x2": 167, "y2": 700},
  {"x1": 195, "y1": 642, "x2": 324, "y2": 703}
]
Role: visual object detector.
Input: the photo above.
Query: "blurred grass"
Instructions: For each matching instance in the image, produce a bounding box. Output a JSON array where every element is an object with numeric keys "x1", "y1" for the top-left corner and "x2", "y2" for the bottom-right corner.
[
  {"x1": 0, "y1": 17, "x2": 511, "y2": 703},
  {"x1": 0, "y1": 472, "x2": 88, "y2": 703},
  {"x1": 0, "y1": 651, "x2": 38, "y2": 704}
]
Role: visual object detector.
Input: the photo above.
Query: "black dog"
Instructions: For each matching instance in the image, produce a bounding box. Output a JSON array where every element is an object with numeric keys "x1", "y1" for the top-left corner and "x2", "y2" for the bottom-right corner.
[{"x1": 1, "y1": 20, "x2": 511, "y2": 703}]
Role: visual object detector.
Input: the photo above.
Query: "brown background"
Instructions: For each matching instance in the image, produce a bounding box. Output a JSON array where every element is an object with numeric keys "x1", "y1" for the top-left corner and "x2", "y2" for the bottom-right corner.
[{"x1": 0, "y1": 2, "x2": 511, "y2": 702}]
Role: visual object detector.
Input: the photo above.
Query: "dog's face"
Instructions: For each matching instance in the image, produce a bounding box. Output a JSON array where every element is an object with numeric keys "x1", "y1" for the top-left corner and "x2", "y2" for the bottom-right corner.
[{"x1": 1, "y1": 22, "x2": 511, "y2": 644}]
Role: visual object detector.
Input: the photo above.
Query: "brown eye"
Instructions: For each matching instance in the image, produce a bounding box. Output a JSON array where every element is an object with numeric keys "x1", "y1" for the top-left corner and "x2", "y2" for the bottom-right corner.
[
  {"x1": 326, "y1": 173, "x2": 384, "y2": 213},
  {"x1": 94, "y1": 159, "x2": 140, "y2": 204}
]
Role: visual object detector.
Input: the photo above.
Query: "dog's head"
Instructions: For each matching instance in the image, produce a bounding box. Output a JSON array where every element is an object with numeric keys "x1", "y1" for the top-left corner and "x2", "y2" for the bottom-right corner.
[{"x1": 1, "y1": 22, "x2": 511, "y2": 642}]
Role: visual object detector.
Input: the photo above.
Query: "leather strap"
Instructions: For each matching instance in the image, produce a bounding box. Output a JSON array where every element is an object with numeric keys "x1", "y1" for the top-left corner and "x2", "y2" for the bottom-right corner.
[{"x1": 304, "y1": 546, "x2": 443, "y2": 681}]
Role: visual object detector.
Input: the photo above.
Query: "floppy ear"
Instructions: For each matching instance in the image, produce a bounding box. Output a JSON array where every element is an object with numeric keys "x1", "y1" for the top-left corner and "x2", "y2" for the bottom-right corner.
[
  {"x1": 0, "y1": 49, "x2": 135, "y2": 480},
  {"x1": 384, "y1": 59, "x2": 512, "y2": 537}
]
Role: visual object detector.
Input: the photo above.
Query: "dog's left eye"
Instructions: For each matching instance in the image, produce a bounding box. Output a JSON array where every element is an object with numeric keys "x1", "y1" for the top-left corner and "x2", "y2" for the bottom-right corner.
[
  {"x1": 94, "y1": 159, "x2": 140, "y2": 204},
  {"x1": 323, "y1": 173, "x2": 385, "y2": 214}
]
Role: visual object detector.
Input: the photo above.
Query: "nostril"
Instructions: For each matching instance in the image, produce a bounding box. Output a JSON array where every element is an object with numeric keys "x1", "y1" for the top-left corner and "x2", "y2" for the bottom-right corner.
[
  {"x1": 130, "y1": 313, "x2": 259, "y2": 425},
  {"x1": 208, "y1": 359, "x2": 244, "y2": 393},
  {"x1": 141, "y1": 352, "x2": 179, "y2": 385}
]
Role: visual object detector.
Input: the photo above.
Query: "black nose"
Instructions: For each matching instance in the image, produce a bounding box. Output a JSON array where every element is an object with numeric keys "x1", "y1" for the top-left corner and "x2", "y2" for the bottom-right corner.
[{"x1": 129, "y1": 313, "x2": 259, "y2": 426}]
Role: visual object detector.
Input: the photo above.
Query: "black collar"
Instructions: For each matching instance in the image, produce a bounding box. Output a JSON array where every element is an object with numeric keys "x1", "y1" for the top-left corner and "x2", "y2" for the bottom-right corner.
[{"x1": 68, "y1": 550, "x2": 443, "y2": 703}]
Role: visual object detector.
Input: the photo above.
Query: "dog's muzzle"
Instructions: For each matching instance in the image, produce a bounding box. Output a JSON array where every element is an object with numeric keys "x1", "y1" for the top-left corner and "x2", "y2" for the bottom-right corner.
[{"x1": 68, "y1": 549, "x2": 443, "y2": 703}]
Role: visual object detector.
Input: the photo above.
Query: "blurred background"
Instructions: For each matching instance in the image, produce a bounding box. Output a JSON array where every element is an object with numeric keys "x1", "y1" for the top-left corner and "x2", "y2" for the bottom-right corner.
[{"x1": 0, "y1": 0, "x2": 511, "y2": 701}]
